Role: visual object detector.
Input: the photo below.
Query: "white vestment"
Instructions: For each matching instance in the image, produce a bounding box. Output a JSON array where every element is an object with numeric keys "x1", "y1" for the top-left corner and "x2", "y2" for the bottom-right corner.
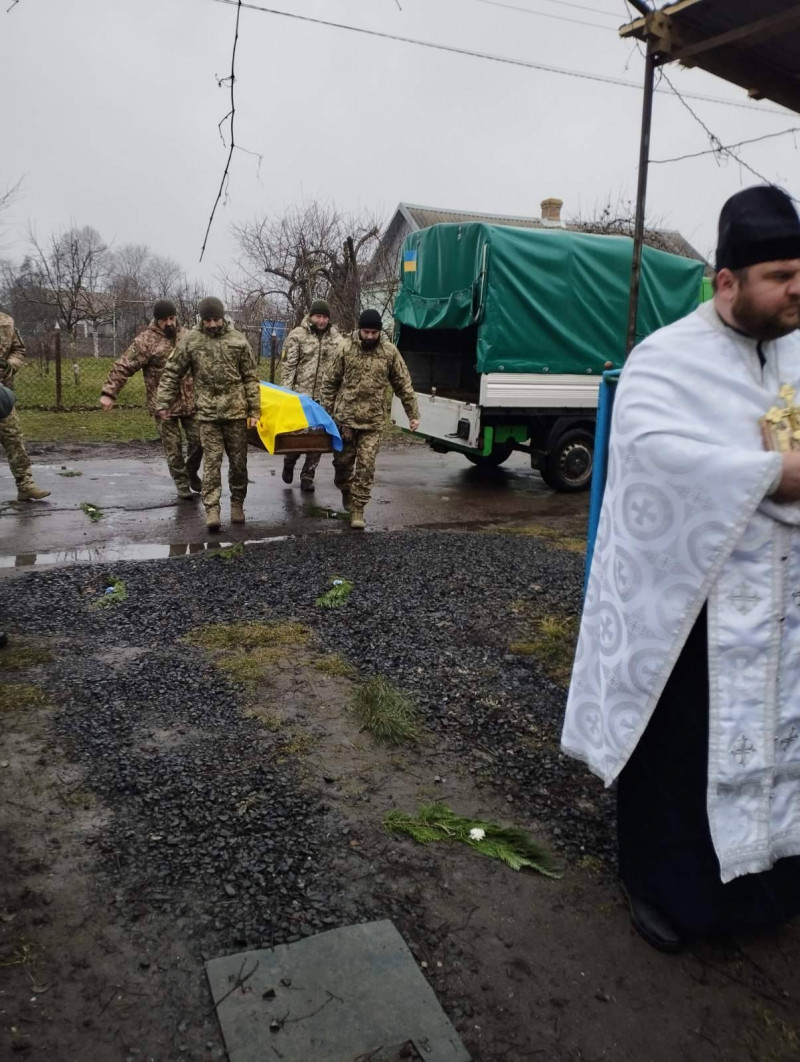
[{"x1": 562, "y1": 301, "x2": 800, "y2": 883}]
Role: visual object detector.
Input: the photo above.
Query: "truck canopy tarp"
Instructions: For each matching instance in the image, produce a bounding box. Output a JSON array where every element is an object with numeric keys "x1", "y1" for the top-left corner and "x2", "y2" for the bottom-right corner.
[{"x1": 394, "y1": 223, "x2": 704, "y2": 375}]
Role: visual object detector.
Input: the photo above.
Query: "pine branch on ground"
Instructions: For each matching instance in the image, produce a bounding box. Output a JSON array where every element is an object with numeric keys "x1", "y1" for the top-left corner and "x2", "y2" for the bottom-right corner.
[
  {"x1": 350, "y1": 676, "x2": 419, "y2": 745},
  {"x1": 316, "y1": 576, "x2": 353, "y2": 608},
  {"x1": 384, "y1": 801, "x2": 562, "y2": 879}
]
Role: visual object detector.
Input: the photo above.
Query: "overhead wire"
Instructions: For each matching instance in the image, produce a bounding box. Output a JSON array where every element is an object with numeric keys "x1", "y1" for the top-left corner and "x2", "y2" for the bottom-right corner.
[
  {"x1": 659, "y1": 71, "x2": 784, "y2": 190},
  {"x1": 473, "y1": 0, "x2": 616, "y2": 32},
  {"x1": 206, "y1": 0, "x2": 793, "y2": 116},
  {"x1": 652, "y1": 127, "x2": 800, "y2": 165}
]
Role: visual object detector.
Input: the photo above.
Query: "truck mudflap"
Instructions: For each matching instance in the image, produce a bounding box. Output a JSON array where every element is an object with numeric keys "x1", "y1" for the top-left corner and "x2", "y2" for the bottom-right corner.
[{"x1": 391, "y1": 392, "x2": 481, "y2": 450}]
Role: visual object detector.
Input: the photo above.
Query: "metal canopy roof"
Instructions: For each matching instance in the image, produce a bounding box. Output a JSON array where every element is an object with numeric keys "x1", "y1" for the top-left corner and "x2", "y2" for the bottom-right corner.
[{"x1": 621, "y1": 0, "x2": 800, "y2": 116}]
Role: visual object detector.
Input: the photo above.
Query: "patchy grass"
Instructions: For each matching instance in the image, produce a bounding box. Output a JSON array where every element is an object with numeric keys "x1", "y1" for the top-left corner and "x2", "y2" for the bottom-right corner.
[
  {"x1": 278, "y1": 730, "x2": 317, "y2": 756},
  {"x1": 350, "y1": 676, "x2": 420, "y2": 745},
  {"x1": 745, "y1": 1007, "x2": 800, "y2": 1062},
  {"x1": 495, "y1": 522, "x2": 586, "y2": 554},
  {"x1": 314, "y1": 653, "x2": 358, "y2": 679},
  {"x1": 243, "y1": 706, "x2": 282, "y2": 731},
  {"x1": 0, "y1": 683, "x2": 48, "y2": 712},
  {"x1": 20, "y1": 408, "x2": 157, "y2": 443},
  {"x1": 216, "y1": 646, "x2": 287, "y2": 681},
  {"x1": 183, "y1": 620, "x2": 311, "y2": 652},
  {"x1": 0, "y1": 641, "x2": 52, "y2": 672},
  {"x1": 208, "y1": 542, "x2": 244, "y2": 563},
  {"x1": 510, "y1": 614, "x2": 579, "y2": 686}
]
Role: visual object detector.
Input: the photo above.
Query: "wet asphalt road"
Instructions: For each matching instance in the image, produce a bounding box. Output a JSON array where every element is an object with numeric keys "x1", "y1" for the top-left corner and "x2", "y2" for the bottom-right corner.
[{"x1": 0, "y1": 442, "x2": 588, "y2": 569}]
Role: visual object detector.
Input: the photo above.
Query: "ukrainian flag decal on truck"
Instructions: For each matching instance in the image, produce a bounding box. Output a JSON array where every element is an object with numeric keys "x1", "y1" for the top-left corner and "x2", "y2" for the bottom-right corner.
[{"x1": 403, "y1": 249, "x2": 418, "y2": 273}]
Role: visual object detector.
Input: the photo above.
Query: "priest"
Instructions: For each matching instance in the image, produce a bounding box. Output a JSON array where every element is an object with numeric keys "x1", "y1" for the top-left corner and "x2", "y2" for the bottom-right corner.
[{"x1": 562, "y1": 185, "x2": 800, "y2": 951}]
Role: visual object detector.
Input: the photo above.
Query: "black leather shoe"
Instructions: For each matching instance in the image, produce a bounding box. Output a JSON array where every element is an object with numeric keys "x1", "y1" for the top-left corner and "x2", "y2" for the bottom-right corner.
[
  {"x1": 622, "y1": 885, "x2": 684, "y2": 953},
  {"x1": 282, "y1": 461, "x2": 295, "y2": 484},
  {"x1": 189, "y1": 474, "x2": 202, "y2": 493},
  {"x1": 300, "y1": 476, "x2": 315, "y2": 493}
]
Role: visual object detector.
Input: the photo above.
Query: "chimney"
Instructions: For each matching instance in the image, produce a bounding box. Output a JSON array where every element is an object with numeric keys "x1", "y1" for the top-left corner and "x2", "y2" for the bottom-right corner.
[{"x1": 540, "y1": 197, "x2": 564, "y2": 227}]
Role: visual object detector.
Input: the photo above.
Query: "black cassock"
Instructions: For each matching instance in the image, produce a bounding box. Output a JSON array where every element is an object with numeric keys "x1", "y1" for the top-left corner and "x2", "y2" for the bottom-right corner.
[{"x1": 617, "y1": 607, "x2": 800, "y2": 935}]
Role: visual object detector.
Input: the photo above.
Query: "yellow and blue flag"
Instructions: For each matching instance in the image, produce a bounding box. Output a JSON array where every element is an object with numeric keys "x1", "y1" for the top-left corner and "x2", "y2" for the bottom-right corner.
[
  {"x1": 255, "y1": 382, "x2": 343, "y2": 454},
  {"x1": 403, "y1": 249, "x2": 418, "y2": 273}
]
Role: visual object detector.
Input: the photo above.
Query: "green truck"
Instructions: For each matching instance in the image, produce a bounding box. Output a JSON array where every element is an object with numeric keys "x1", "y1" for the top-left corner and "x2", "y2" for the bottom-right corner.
[{"x1": 391, "y1": 222, "x2": 706, "y2": 491}]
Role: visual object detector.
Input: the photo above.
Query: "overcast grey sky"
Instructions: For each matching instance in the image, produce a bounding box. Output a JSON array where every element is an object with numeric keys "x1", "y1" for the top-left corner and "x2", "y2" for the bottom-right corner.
[{"x1": 2, "y1": 0, "x2": 799, "y2": 286}]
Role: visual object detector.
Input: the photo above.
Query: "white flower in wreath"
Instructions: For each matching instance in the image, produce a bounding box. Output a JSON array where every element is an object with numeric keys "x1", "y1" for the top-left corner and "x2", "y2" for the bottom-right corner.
[{"x1": 469, "y1": 827, "x2": 486, "y2": 841}]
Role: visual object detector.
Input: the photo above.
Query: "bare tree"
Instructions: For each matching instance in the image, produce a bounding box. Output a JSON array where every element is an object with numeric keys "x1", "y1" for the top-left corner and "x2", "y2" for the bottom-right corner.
[
  {"x1": 568, "y1": 193, "x2": 707, "y2": 262},
  {"x1": 228, "y1": 201, "x2": 398, "y2": 332},
  {"x1": 0, "y1": 175, "x2": 23, "y2": 252},
  {"x1": 21, "y1": 224, "x2": 111, "y2": 338}
]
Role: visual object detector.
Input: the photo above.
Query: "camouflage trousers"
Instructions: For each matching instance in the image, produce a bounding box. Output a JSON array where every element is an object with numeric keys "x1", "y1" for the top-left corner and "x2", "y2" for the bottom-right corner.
[
  {"x1": 333, "y1": 429, "x2": 383, "y2": 509},
  {"x1": 199, "y1": 419, "x2": 249, "y2": 510},
  {"x1": 156, "y1": 415, "x2": 202, "y2": 491},
  {"x1": 0, "y1": 408, "x2": 34, "y2": 490},
  {"x1": 283, "y1": 451, "x2": 322, "y2": 478}
]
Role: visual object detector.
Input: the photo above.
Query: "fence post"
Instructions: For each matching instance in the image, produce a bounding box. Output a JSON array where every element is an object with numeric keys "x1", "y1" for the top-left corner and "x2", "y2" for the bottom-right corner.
[
  {"x1": 270, "y1": 332, "x2": 277, "y2": 383},
  {"x1": 54, "y1": 323, "x2": 63, "y2": 410}
]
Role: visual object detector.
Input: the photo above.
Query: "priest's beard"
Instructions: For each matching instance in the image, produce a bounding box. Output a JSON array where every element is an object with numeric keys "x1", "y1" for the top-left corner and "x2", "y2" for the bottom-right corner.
[
  {"x1": 162, "y1": 325, "x2": 177, "y2": 339},
  {"x1": 360, "y1": 338, "x2": 379, "y2": 351},
  {"x1": 732, "y1": 286, "x2": 800, "y2": 341}
]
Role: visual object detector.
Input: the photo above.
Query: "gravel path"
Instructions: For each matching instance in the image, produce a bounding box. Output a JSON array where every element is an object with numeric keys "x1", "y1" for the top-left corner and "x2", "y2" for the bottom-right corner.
[{"x1": 3, "y1": 530, "x2": 612, "y2": 950}]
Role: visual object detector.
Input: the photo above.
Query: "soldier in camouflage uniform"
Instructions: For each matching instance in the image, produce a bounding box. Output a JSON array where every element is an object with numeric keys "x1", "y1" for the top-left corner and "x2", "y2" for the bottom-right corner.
[
  {"x1": 100, "y1": 299, "x2": 202, "y2": 500},
  {"x1": 0, "y1": 311, "x2": 50, "y2": 502},
  {"x1": 280, "y1": 299, "x2": 341, "y2": 492},
  {"x1": 321, "y1": 309, "x2": 419, "y2": 529},
  {"x1": 156, "y1": 297, "x2": 260, "y2": 532}
]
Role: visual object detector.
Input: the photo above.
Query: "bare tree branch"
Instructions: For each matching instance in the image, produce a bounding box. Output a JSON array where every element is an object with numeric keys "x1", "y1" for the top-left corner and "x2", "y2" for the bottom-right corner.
[{"x1": 200, "y1": 0, "x2": 242, "y2": 262}]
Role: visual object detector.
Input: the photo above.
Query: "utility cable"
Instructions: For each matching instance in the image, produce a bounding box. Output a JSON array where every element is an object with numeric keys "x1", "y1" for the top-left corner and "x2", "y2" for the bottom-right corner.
[
  {"x1": 206, "y1": 0, "x2": 793, "y2": 116},
  {"x1": 473, "y1": 0, "x2": 616, "y2": 31}
]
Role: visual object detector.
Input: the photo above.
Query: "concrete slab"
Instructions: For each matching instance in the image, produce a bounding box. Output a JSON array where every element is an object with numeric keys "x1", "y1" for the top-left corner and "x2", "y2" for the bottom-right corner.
[
  {"x1": 205, "y1": 920, "x2": 470, "y2": 1062},
  {"x1": 0, "y1": 444, "x2": 588, "y2": 570}
]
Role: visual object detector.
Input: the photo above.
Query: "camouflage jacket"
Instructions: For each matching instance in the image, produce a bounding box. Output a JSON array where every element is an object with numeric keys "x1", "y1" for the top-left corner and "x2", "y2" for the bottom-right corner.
[
  {"x1": 0, "y1": 312, "x2": 26, "y2": 388},
  {"x1": 156, "y1": 322, "x2": 261, "y2": 422},
  {"x1": 101, "y1": 322, "x2": 193, "y2": 416},
  {"x1": 280, "y1": 317, "x2": 341, "y2": 401},
  {"x1": 320, "y1": 332, "x2": 419, "y2": 431}
]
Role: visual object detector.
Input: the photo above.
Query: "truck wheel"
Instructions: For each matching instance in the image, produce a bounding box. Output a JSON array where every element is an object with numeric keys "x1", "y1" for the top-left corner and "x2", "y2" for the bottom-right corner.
[
  {"x1": 465, "y1": 443, "x2": 514, "y2": 468},
  {"x1": 540, "y1": 429, "x2": 593, "y2": 492}
]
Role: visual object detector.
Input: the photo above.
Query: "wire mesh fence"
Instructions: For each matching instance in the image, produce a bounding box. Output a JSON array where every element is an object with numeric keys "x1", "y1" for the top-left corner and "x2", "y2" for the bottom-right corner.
[{"x1": 12, "y1": 325, "x2": 276, "y2": 410}]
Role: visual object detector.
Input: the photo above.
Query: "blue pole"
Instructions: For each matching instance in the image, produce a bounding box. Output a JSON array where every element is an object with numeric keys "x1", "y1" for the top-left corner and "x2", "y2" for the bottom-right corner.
[{"x1": 584, "y1": 369, "x2": 620, "y2": 594}]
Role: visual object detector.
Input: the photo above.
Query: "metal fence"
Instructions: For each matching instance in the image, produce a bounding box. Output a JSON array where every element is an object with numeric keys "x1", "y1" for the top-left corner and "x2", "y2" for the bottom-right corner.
[{"x1": 13, "y1": 324, "x2": 278, "y2": 410}]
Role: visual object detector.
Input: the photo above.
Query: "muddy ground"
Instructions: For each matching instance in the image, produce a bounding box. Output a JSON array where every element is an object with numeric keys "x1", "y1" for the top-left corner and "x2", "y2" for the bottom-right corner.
[{"x1": 2, "y1": 528, "x2": 800, "y2": 1062}]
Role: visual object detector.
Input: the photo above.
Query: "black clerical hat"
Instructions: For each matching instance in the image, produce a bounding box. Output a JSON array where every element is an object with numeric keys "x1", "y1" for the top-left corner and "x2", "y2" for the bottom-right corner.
[{"x1": 716, "y1": 185, "x2": 800, "y2": 271}]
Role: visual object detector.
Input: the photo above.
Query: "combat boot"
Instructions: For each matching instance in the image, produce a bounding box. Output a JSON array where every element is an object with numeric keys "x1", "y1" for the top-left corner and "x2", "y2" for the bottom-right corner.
[
  {"x1": 281, "y1": 459, "x2": 295, "y2": 484},
  {"x1": 189, "y1": 473, "x2": 203, "y2": 493},
  {"x1": 17, "y1": 482, "x2": 50, "y2": 501},
  {"x1": 231, "y1": 500, "x2": 245, "y2": 524},
  {"x1": 206, "y1": 507, "x2": 221, "y2": 531},
  {"x1": 300, "y1": 475, "x2": 315, "y2": 493},
  {"x1": 349, "y1": 508, "x2": 365, "y2": 530}
]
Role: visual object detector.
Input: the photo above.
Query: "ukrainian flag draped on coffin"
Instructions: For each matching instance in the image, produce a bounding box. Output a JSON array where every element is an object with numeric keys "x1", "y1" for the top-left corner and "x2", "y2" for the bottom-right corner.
[{"x1": 255, "y1": 382, "x2": 344, "y2": 454}]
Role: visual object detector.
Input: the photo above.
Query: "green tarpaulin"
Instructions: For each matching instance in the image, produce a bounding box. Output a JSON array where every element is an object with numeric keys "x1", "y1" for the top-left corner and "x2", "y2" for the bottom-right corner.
[{"x1": 394, "y1": 223, "x2": 705, "y2": 375}]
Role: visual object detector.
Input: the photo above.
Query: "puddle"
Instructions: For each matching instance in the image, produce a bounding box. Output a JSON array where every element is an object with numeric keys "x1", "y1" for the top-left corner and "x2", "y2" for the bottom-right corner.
[{"x1": 0, "y1": 535, "x2": 292, "y2": 570}]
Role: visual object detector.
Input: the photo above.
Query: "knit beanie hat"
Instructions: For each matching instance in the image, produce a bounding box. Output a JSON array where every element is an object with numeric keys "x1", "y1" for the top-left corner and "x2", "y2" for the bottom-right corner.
[
  {"x1": 153, "y1": 299, "x2": 177, "y2": 321},
  {"x1": 309, "y1": 299, "x2": 331, "y2": 317},
  {"x1": 198, "y1": 296, "x2": 225, "y2": 321},
  {"x1": 716, "y1": 186, "x2": 800, "y2": 271},
  {"x1": 359, "y1": 308, "x2": 382, "y2": 330}
]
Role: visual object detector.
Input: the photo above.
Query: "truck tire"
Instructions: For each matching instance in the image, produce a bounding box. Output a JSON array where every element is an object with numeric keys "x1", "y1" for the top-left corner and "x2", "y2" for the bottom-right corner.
[
  {"x1": 465, "y1": 443, "x2": 514, "y2": 468},
  {"x1": 540, "y1": 429, "x2": 593, "y2": 492}
]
